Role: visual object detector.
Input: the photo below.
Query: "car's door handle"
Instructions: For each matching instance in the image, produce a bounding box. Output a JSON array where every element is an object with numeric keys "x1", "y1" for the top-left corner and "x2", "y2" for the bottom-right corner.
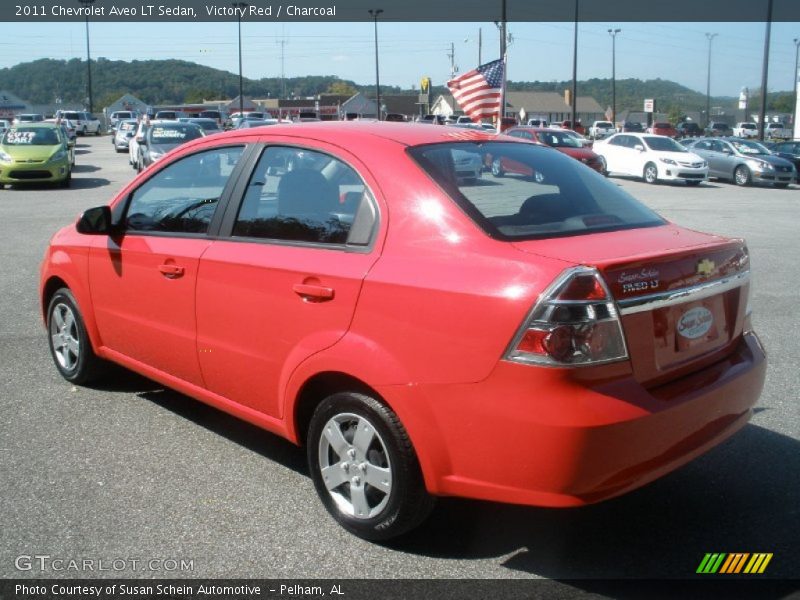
[
  {"x1": 158, "y1": 264, "x2": 185, "y2": 278},
  {"x1": 293, "y1": 283, "x2": 335, "y2": 302}
]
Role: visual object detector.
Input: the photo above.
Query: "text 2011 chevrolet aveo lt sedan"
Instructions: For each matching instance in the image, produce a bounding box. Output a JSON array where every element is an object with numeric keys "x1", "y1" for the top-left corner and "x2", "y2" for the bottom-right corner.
[{"x1": 41, "y1": 123, "x2": 766, "y2": 540}]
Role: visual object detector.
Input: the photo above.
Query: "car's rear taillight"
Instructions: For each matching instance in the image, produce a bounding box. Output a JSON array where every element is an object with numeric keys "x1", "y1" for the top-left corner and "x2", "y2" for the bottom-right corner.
[{"x1": 505, "y1": 266, "x2": 628, "y2": 367}]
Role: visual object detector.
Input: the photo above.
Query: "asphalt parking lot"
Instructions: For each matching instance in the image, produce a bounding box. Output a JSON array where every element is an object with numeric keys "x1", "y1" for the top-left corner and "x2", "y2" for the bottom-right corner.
[{"x1": 0, "y1": 136, "x2": 798, "y2": 587}]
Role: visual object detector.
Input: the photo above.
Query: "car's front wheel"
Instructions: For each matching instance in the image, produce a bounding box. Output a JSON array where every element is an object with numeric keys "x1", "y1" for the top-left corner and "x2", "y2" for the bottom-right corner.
[
  {"x1": 307, "y1": 392, "x2": 434, "y2": 541},
  {"x1": 734, "y1": 165, "x2": 752, "y2": 186},
  {"x1": 46, "y1": 288, "x2": 104, "y2": 384},
  {"x1": 643, "y1": 162, "x2": 658, "y2": 184},
  {"x1": 491, "y1": 159, "x2": 505, "y2": 177}
]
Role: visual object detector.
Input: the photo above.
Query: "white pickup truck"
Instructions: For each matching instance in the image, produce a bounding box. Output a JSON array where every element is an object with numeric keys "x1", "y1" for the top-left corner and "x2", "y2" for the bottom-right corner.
[
  {"x1": 589, "y1": 120, "x2": 615, "y2": 139},
  {"x1": 732, "y1": 122, "x2": 758, "y2": 138}
]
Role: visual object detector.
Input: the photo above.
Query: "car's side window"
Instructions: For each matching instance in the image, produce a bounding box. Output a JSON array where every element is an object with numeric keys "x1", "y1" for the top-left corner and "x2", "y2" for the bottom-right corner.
[
  {"x1": 232, "y1": 146, "x2": 374, "y2": 246},
  {"x1": 694, "y1": 141, "x2": 711, "y2": 151},
  {"x1": 124, "y1": 146, "x2": 244, "y2": 234}
]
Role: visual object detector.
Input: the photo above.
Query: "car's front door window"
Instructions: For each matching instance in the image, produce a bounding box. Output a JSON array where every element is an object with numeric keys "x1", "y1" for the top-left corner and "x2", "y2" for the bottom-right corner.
[{"x1": 124, "y1": 146, "x2": 244, "y2": 234}]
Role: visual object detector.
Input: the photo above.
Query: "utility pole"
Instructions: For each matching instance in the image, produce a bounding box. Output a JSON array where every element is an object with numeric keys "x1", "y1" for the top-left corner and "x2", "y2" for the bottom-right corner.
[
  {"x1": 77, "y1": 0, "x2": 96, "y2": 113},
  {"x1": 792, "y1": 38, "x2": 799, "y2": 138},
  {"x1": 277, "y1": 37, "x2": 288, "y2": 98},
  {"x1": 758, "y1": 0, "x2": 773, "y2": 141},
  {"x1": 368, "y1": 9, "x2": 383, "y2": 120},
  {"x1": 608, "y1": 28, "x2": 621, "y2": 127},
  {"x1": 233, "y1": 2, "x2": 248, "y2": 118},
  {"x1": 447, "y1": 42, "x2": 457, "y2": 79},
  {"x1": 570, "y1": 0, "x2": 579, "y2": 131},
  {"x1": 705, "y1": 32, "x2": 718, "y2": 129},
  {"x1": 478, "y1": 27, "x2": 482, "y2": 64}
]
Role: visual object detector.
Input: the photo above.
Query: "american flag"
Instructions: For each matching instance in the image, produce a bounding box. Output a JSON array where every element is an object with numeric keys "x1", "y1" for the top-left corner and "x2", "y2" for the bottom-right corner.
[{"x1": 447, "y1": 59, "x2": 505, "y2": 123}]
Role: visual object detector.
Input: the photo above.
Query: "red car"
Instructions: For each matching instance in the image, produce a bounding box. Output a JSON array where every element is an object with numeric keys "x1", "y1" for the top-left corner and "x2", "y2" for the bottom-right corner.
[
  {"x1": 649, "y1": 121, "x2": 678, "y2": 138},
  {"x1": 506, "y1": 126, "x2": 604, "y2": 173},
  {"x1": 560, "y1": 119, "x2": 586, "y2": 135},
  {"x1": 41, "y1": 122, "x2": 766, "y2": 541}
]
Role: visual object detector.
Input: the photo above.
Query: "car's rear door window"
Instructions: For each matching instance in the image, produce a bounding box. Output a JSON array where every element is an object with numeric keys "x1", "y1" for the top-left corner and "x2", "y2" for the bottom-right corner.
[
  {"x1": 232, "y1": 146, "x2": 376, "y2": 246},
  {"x1": 124, "y1": 146, "x2": 244, "y2": 234}
]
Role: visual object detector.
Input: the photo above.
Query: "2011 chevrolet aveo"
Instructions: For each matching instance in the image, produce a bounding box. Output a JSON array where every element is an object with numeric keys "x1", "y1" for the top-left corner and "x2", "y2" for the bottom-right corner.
[{"x1": 41, "y1": 122, "x2": 766, "y2": 540}]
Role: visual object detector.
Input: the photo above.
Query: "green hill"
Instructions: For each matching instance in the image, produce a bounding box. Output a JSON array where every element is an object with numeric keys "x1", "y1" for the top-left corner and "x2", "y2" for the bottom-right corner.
[{"x1": 1, "y1": 58, "x2": 793, "y2": 116}]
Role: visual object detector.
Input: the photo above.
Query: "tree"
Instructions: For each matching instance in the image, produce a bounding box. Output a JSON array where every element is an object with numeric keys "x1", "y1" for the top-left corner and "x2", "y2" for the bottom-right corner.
[{"x1": 327, "y1": 81, "x2": 358, "y2": 96}]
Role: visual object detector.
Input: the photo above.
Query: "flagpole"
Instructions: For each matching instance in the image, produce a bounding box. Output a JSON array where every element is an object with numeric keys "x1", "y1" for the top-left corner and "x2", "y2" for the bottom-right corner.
[{"x1": 497, "y1": 0, "x2": 507, "y2": 134}]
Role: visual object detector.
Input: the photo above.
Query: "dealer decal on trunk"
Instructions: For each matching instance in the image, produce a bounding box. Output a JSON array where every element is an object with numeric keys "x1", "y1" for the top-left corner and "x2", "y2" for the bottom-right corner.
[{"x1": 677, "y1": 306, "x2": 714, "y2": 339}]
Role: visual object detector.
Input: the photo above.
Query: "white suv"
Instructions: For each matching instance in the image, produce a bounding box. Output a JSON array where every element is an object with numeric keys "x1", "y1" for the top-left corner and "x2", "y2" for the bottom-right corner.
[{"x1": 56, "y1": 111, "x2": 101, "y2": 135}]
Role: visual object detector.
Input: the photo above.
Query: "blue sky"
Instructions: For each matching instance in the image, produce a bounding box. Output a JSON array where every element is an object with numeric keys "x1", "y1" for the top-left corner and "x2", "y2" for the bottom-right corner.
[{"x1": 1, "y1": 21, "x2": 799, "y2": 97}]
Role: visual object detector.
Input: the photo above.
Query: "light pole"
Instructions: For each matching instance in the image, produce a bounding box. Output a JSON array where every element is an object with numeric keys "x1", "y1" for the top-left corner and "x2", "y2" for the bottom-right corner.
[
  {"x1": 793, "y1": 38, "x2": 800, "y2": 137},
  {"x1": 233, "y1": 2, "x2": 248, "y2": 118},
  {"x1": 570, "y1": 0, "x2": 578, "y2": 130},
  {"x1": 608, "y1": 28, "x2": 620, "y2": 127},
  {"x1": 368, "y1": 9, "x2": 383, "y2": 120},
  {"x1": 78, "y1": 0, "x2": 96, "y2": 113},
  {"x1": 705, "y1": 32, "x2": 718, "y2": 129}
]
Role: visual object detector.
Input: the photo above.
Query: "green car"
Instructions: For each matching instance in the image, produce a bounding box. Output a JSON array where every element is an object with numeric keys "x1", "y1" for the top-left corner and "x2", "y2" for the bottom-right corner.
[{"x1": 0, "y1": 123, "x2": 72, "y2": 188}]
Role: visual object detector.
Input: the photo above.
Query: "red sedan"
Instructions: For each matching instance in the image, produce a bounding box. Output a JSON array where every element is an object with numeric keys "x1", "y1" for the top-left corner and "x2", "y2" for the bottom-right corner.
[
  {"x1": 41, "y1": 122, "x2": 766, "y2": 540},
  {"x1": 506, "y1": 126, "x2": 604, "y2": 173},
  {"x1": 649, "y1": 121, "x2": 678, "y2": 138}
]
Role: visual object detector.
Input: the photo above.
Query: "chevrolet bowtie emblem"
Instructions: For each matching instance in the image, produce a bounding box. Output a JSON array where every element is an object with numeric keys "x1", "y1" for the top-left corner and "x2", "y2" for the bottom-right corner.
[{"x1": 697, "y1": 259, "x2": 716, "y2": 277}]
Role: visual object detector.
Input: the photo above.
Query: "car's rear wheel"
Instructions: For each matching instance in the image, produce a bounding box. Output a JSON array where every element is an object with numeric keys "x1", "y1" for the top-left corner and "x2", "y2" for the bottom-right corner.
[
  {"x1": 774, "y1": 182, "x2": 789, "y2": 189},
  {"x1": 734, "y1": 165, "x2": 752, "y2": 186},
  {"x1": 643, "y1": 162, "x2": 658, "y2": 184},
  {"x1": 307, "y1": 392, "x2": 434, "y2": 540},
  {"x1": 686, "y1": 180, "x2": 701, "y2": 186},
  {"x1": 46, "y1": 288, "x2": 103, "y2": 384}
]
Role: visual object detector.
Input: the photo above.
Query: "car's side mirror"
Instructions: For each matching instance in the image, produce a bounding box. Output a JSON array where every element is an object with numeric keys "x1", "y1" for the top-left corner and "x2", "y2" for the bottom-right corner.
[
  {"x1": 76, "y1": 206, "x2": 115, "y2": 235},
  {"x1": 634, "y1": 144, "x2": 645, "y2": 152},
  {"x1": 722, "y1": 148, "x2": 733, "y2": 155},
  {"x1": 136, "y1": 136, "x2": 146, "y2": 144}
]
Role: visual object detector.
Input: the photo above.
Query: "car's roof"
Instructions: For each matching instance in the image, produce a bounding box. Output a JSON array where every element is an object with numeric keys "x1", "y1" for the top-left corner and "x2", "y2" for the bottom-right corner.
[
  {"x1": 186, "y1": 121, "x2": 501, "y2": 148},
  {"x1": 8, "y1": 122, "x2": 58, "y2": 129}
]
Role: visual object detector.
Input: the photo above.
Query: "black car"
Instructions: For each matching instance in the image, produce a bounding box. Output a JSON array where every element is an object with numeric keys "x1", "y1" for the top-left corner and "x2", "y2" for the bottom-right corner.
[
  {"x1": 619, "y1": 121, "x2": 643, "y2": 133},
  {"x1": 676, "y1": 122, "x2": 702, "y2": 137},
  {"x1": 768, "y1": 140, "x2": 800, "y2": 172},
  {"x1": 137, "y1": 121, "x2": 204, "y2": 171},
  {"x1": 705, "y1": 122, "x2": 733, "y2": 137}
]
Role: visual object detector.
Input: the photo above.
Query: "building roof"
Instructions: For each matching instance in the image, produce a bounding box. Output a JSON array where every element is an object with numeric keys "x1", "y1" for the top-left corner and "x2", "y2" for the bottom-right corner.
[{"x1": 505, "y1": 91, "x2": 603, "y2": 114}]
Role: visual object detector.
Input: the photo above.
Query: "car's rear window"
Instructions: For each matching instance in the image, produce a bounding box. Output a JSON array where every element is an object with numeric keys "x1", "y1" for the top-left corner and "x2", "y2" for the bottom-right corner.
[
  {"x1": 148, "y1": 124, "x2": 203, "y2": 144},
  {"x1": 409, "y1": 142, "x2": 665, "y2": 241}
]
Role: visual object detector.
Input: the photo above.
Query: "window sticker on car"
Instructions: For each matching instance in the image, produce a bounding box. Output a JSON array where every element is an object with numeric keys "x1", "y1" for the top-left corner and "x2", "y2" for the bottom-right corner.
[
  {"x1": 151, "y1": 128, "x2": 187, "y2": 139},
  {"x1": 5, "y1": 130, "x2": 36, "y2": 144}
]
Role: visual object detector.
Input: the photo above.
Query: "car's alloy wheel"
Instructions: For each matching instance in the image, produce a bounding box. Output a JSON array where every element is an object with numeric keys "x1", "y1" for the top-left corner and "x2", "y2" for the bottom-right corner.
[
  {"x1": 491, "y1": 159, "x2": 505, "y2": 177},
  {"x1": 307, "y1": 392, "x2": 434, "y2": 540},
  {"x1": 643, "y1": 162, "x2": 658, "y2": 184},
  {"x1": 598, "y1": 156, "x2": 608, "y2": 176},
  {"x1": 47, "y1": 288, "x2": 103, "y2": 384},
  {"x1": 734, "y1": 165, "x2": 751, "y2": 186}
]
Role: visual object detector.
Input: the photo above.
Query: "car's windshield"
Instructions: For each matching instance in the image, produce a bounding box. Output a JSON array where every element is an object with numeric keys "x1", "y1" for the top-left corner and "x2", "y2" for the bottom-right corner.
[
  {"x1": 2, "y1": 127, "x2": 60, "y2": 145},
  {"x1": 536, "y1": 130, "x2": 582, "y2": 148},
  {"x1": 643, "y1": 136, "x2": 687, "y2": 152},
  {"x1": 148, "y1": 124, "x2": 203, "y2": 144},
  {"x1": 740, "y1": 123, "x2": 756, "y2": 129},
  {"x1": 409, "y1": 141, "x2": 665, "y2": 241},
  {"x1": 729, "y1": 139, "x2": 770, "y2": 155}
]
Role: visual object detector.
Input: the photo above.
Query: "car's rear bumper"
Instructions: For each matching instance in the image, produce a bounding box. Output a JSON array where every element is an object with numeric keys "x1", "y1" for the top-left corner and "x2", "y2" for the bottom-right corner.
[{"x1": 380, "y1": 331, "x2": 766, "y2": 507}]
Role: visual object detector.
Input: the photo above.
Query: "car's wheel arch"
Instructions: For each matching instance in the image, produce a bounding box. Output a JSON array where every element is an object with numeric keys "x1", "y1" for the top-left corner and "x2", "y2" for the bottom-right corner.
[{"x1": 41, "y1": 271, "x2": 103, "y2": 356}]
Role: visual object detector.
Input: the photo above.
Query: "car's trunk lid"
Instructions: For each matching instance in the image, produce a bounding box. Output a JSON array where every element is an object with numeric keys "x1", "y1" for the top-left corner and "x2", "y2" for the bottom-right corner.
[{"x1": 512, "y1": 225, "x2": 750, "y2": 387}]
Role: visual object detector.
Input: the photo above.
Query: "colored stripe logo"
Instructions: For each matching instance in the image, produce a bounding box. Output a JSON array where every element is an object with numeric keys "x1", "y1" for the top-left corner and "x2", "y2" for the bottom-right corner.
[{"x1": 697, "y1": 553, "x2": 773, "y2": 574}]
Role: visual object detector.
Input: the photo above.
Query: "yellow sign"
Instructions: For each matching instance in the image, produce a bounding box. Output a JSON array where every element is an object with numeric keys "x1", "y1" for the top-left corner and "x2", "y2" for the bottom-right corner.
[
  {"x1": 420, "y1": 77, "x2": 431, "y2": 94},
  {"x1": 697, "y1": 259, "x2": 716, "y2": 277}
]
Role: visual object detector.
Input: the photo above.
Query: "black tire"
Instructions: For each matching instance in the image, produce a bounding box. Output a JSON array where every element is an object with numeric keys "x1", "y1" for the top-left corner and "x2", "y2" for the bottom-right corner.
[
  {"x1": 46, "y1": 288, "x2": 104, "y2": 384},
  {"x1": 58, "y1": 171, "x2": 71, "y2": 188},
  {"x1": 734, "y1": 165, "x2": 752, "y2": 186},
  {"x1": 686, "y1": 180, "x2": 701, "y2": 186},
  {"x1": 774, "y1": 183, "x2": 789, "y2": 189},
  {"x1": 598, "y1": 156, "x2": 608, "y2": 176},
  {"x1": 307, "y1": 392, "x2": 434, "y2": 541},
  {"x1": 643, "y1": 162, "x2": 658, "y2": 184}
]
